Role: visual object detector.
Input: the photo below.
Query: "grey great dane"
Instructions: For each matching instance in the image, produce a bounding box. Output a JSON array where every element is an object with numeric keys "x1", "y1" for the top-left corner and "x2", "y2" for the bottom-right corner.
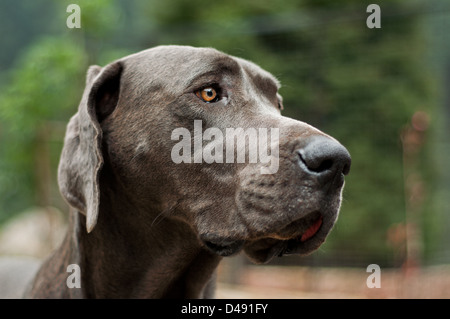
[{"x1": 0, "y1": 45, "x2": 350, "y2": 298}]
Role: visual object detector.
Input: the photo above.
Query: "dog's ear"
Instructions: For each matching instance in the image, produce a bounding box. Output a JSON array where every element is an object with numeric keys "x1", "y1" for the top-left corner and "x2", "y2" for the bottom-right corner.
[{"x1": 58, "y1": 61, "x2": 122, "y2": 233}]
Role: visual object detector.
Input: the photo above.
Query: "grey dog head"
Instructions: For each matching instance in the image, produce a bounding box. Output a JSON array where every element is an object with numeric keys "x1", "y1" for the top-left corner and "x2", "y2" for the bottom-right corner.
[{"x1": 57, "y1": 45, "x2": 351, "y2": 264}]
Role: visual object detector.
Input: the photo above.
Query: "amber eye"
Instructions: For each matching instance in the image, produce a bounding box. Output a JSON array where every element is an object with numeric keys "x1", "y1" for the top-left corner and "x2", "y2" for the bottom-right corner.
[{"x1": 195, "y1": 87, "x2": 219, "y2": 103}]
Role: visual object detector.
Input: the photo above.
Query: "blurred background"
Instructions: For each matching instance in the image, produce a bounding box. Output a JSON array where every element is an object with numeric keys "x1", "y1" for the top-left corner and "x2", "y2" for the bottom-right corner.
[{"x1": 0, "y1": 0, "x2": 449, "y2": 298}]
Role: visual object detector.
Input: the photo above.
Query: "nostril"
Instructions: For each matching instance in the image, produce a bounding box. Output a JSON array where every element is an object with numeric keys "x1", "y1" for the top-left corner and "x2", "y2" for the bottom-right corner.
[
  {"x1": 298, "y1": 151, "x2": 334, "y2": 174},
  {"x1": 316, "y1": 159, "x2": 334, "y2": 173},
  {"x1": 297, "y1": 136, "x2": 351, "y2": 179}
]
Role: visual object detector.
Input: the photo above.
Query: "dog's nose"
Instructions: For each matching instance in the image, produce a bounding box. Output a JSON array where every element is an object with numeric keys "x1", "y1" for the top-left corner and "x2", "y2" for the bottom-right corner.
[{"x1": 297, "y1": 136, "x2": 351, "y2": 184}]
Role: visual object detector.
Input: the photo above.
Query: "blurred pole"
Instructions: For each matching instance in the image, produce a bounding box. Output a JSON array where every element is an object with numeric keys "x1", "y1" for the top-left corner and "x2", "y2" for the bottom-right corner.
[{"x1": 401, "y1": 111, "x2": 429, "y2": 273}]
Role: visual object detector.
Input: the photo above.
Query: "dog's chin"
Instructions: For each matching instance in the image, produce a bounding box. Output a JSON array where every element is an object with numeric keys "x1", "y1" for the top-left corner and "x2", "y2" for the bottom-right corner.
[
  {"x1": 243, "y1": 233, "x2": 326, "y2": 264},
  {"x1": 202, "y1": 238, "x2": 245, "y2": 257},
  {"x1": 201, "y1": 211, "x2": 333, "y2": 263},
  {"x1": 202, "y1": 232, "x2": 326, "y2": 263}
]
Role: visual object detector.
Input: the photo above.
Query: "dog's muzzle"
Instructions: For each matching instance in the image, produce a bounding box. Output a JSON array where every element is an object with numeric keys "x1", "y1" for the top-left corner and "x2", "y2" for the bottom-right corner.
[{"x1": 200, "y1": 135, "x2": 351, "y2": 262}]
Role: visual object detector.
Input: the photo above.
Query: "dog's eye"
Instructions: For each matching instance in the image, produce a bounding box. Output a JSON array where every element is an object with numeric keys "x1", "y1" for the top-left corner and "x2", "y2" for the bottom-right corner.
[
  {"x1": 277, "y1": 95, "x2": 284, "y2": 111},
  {"x1": 195, "y1": 87, "x2": 219, "y2": 103},
  {"x1": 278, "y1": 101, "x2": 284, "y2": 111}
]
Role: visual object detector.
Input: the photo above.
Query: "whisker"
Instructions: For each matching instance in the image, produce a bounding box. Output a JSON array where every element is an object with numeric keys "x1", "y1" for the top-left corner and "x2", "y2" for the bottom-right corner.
[{"x1": 150, "y1": 202, "x2": 179, "y2": 229}]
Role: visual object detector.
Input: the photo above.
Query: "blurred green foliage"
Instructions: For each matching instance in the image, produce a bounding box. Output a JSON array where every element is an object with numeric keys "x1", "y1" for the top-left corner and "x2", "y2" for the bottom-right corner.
[
  {"x1": 0, "y1": 38, "x2": 86, "y2": 220},
  {"x1": 0, "y1": 0, "x2": 446, "y2": 266}
]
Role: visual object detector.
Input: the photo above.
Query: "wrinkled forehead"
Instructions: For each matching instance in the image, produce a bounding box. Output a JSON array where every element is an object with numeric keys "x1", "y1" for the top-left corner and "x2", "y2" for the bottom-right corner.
[
  {"x1": 233, "y1": 56, "x2": 281, "y2": 97},
  {"x1": 120, "y1": 45, "x2": 280, "y2": 94}
]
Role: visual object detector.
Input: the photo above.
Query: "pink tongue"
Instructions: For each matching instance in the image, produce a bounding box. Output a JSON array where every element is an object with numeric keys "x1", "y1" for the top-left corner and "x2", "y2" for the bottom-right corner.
[{"x1": 301, "y1": 216, "x2": 323, "y2": 242}]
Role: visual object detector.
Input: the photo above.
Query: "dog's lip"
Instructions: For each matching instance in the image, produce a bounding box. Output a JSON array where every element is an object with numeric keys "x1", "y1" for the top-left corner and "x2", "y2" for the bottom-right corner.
[
  {"x1": 266, "y1": 211, "x2": 323, "y2": 241},
  {"x1": 242, "y1": 213, "x2": 328, "y2": 263},
  {"x1": 201, "y1": 237, "x2": 244, "y2": 257},
  {"x1": 201, "y1": 212, "x2": 327, "y2": 260},
  {"x1": 301, "y1": 215, "x2": 323, "y2": 242}
]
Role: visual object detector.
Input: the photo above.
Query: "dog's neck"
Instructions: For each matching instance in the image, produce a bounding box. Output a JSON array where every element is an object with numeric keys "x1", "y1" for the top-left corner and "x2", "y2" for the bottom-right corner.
[{"x1": 26, "y1": 196, "x2": 221, "y2": 298}]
